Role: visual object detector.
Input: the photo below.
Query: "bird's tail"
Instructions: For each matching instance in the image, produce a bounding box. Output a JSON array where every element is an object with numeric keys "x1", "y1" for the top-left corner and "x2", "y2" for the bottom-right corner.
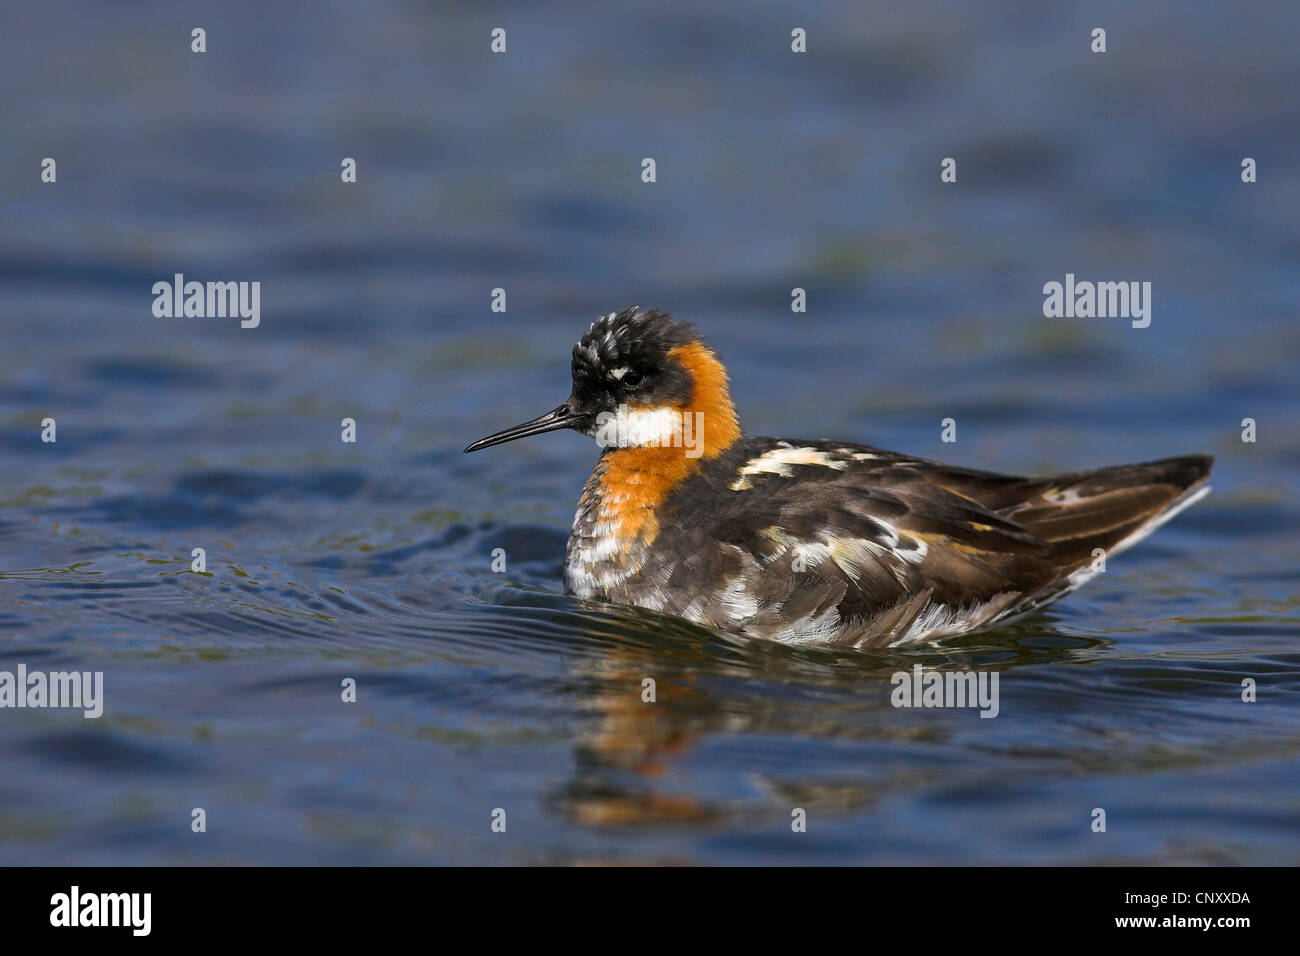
[{"x1": 1006, "y1": 455, "x2": 1212, "y2": 569}]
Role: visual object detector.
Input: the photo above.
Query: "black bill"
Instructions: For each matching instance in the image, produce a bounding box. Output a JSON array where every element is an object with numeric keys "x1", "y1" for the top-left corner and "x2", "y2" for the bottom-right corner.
[{"x1": 463, "y1": 403, "x2": 586, "y2": 453}]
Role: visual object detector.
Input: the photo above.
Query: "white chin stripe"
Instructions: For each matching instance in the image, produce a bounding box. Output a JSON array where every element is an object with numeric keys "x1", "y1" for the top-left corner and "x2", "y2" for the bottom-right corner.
[
  {"x1": 594, "y1": 406, "x2": 692, "y2": 448},
  {"x1": 622, "y1": 407, "x2": 681, "y2": 445}
]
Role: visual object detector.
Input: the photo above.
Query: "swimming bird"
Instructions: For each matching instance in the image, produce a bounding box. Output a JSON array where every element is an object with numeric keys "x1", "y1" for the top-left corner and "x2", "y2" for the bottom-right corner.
[{"x1": 465, "y1": 307, "x2": 1212, "y2": 648}]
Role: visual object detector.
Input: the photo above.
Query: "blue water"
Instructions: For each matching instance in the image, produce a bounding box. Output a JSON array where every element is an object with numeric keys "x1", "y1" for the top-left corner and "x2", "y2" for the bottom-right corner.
[{"x1": 1, "y1": 0, "x2": 1298, "y2": 864}]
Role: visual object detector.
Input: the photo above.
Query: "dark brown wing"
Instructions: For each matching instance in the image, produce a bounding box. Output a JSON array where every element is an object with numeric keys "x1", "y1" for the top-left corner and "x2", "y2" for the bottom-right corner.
[
  {"x1": 951, "y1": 454, "x2": 1214, "y2": 566},
  {"x1": 668, "y1": 439, "x2": 1211, "y2": 646}
]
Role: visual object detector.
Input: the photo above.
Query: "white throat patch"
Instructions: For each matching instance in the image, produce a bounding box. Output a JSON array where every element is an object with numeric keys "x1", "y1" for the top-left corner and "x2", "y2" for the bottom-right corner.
[{"x1": 592, "y1": 404, "x2": 703, "y2": 457}]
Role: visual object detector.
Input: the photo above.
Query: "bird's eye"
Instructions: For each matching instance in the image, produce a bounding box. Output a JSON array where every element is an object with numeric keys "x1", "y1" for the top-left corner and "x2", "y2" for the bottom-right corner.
[{"x1": 621, "y1": 371, "x2": 644, "y2": 388}]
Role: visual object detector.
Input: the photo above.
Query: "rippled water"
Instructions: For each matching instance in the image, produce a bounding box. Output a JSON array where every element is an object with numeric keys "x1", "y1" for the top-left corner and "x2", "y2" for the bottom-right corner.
[{"x1": 2, "y1": 1, "x2": 1298, "y2": 864}]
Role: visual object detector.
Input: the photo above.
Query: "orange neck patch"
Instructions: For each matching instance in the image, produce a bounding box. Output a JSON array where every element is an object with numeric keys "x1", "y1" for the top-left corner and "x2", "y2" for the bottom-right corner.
[{"x1": 590, "y1": 341, "x2": 741, "y2": 544}]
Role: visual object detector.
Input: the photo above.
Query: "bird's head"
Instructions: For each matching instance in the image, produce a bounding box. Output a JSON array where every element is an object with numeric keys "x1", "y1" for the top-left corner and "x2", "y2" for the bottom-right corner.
[{"x1": 464, "y1": 307, "x2": 740, "y2": 458}]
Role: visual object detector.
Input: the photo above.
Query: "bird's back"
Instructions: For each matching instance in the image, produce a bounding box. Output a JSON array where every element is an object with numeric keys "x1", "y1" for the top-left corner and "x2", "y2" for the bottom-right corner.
[{"x1": 566, "y1": 437, "x2": 1212, "y2": 648}]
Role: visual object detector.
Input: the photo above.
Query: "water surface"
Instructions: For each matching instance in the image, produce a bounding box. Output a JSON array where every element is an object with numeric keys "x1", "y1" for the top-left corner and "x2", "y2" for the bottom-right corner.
[{"x1": 1, "y1": 0, "x2": 1298, "y2": 864}]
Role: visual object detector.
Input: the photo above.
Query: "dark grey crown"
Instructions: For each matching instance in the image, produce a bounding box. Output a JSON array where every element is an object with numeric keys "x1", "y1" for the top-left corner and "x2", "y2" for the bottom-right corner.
[{"x1": 571, "y1": 307, "x2": 699, "y2": 382}]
